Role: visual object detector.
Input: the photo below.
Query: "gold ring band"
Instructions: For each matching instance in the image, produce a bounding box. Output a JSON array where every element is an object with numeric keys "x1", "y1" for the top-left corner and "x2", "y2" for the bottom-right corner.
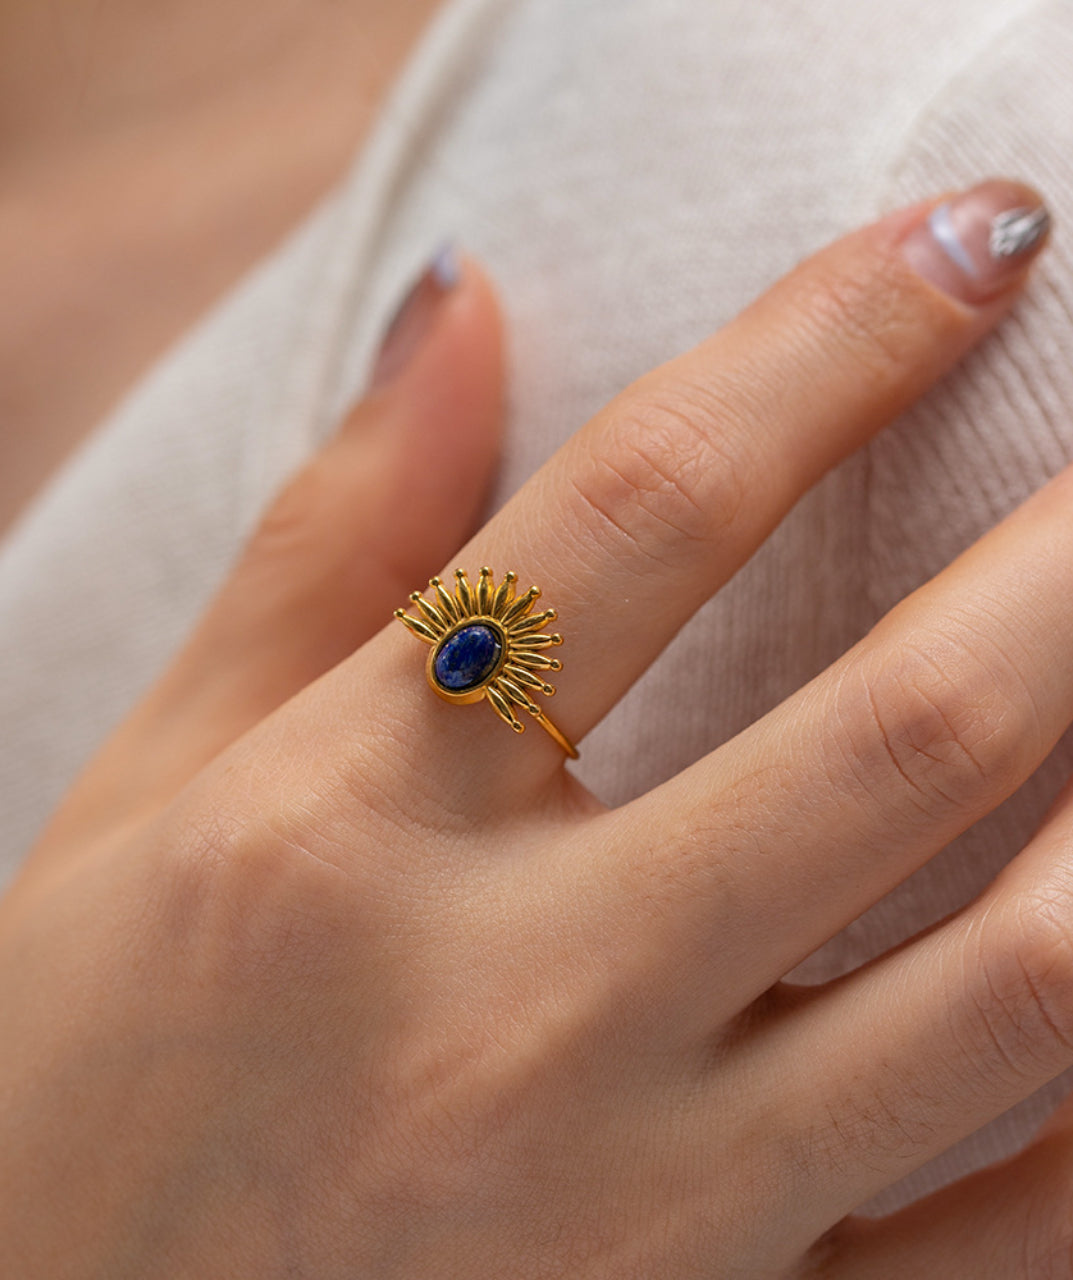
[
  {"x1": 394, "y1": 567, "x2": 578, "y2": 759},
  {"x1": 528, "y1": 710, "x2": 579, "y2": 759}
]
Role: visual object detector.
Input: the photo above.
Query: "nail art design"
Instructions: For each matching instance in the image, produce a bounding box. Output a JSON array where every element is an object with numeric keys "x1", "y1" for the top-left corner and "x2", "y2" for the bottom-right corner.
[
  {"x1": 901, "y1": 180, "x2": 1051, "y2": 304},
  {"x1": 989, "y1": 206, "x2": 1051, "y2": 260},
  {"x1": 928, "y1": 202, "x2": 979, "y2": 278}
]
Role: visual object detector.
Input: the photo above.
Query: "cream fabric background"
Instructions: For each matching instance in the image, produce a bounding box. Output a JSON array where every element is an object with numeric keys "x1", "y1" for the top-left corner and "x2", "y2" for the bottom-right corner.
[{"x1": 3, "y1": 0, "x2": 1072, "y2": 1212}]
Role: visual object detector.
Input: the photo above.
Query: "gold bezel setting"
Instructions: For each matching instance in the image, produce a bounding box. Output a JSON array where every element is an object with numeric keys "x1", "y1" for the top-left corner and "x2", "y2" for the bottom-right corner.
[
  {"x1": 394, "y1": 567, "x2": 578, "y2": 757},
  {"x1": 425, "y1": 615, "x2": 509, "y2": 705}
]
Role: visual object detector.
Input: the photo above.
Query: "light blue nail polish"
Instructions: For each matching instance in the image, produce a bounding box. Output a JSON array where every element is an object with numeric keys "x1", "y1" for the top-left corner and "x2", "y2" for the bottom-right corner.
[
  {"x1": 370, "y1": 240, "x2": 461, "y2": 389},
  {"x1": 928, "y1": 202, "x2": 979, "y2": 278},
  {"x1": 431, "y1": 241, "x2": 461, "y2": 290}
]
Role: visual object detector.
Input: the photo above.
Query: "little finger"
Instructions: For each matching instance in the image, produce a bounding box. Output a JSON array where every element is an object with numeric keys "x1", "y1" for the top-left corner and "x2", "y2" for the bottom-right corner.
[{"x1": 739, "y1": 769, "x2": 1073, "y2": 1231}]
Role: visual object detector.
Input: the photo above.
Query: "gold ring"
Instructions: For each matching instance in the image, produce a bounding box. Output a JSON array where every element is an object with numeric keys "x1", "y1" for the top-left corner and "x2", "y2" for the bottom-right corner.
[{"x1": 394, "y1": 567, "x2": 578, "y2": 759}]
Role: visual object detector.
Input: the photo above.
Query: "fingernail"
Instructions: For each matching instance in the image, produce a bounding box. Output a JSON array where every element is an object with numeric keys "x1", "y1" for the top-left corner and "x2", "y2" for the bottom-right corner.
[
  {"x1": 370, "y1": 243, "x2": 461, "y2": 389},
  {"x1": 901, "y1": 179, "x2": 1051, "y2": 305}
]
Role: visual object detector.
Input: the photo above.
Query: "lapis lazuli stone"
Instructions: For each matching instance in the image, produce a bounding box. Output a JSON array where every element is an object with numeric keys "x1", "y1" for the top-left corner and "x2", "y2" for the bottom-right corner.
[{"x1": 433, "y1": 624, "x2": 502, "y2": 692}]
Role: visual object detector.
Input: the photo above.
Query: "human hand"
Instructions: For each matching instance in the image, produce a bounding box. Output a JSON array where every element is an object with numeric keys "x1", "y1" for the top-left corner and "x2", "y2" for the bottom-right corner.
[{"x1": 2, "y1": 181, "x2": 1069, "y2": 1278}]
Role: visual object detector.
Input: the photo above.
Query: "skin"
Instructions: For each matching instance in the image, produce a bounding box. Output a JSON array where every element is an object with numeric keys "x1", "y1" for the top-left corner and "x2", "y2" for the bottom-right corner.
[
  {"x1": 4, "y1": 182, "x2": 1073, "y2": 1275},
  {"x1": 0, "y1": 0, "x2": 445, "y2": 536}
]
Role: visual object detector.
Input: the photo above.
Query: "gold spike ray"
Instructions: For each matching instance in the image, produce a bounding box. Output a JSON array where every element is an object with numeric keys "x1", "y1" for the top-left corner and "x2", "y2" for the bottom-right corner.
[
  {"x1": 487, "y1": 684, "x2": 524, "y2": 733},
  {"x1": 477, "y1": 566, "x2": 493, "y2": 615},
  {"x1": 454, "y1": 568, "x2": 475, "y2": 615},
  {"x1": 393, "y1": 610, "x2": 438, "y2": 644},
  {"x1": 511, "y1": 609, "x2": 558, "y2": 635},
  {"x1": 505, "y1": 665, "x2": 555, "y2": 696},
  {"x1": 501, "y1": 587, "x2": 540, "y2": 626},
  {"x1": 512, "y1": 633, "x2": 562, "y2": 650},
  {"x1": 491, "y1": 571, "x2": 517, "y2": 618},
  {"x1": 510, "y1": 651, "x2": 562, "y2": 671},
  {"x1": 497, "y1": 677, "x2": 540, "y2": 714},
  {"x1": 411, "y1": 593, "x2": 448, "y2": 633},
  {"x1": 431, "y1": 578, "x2": 459, "y2": 622}
]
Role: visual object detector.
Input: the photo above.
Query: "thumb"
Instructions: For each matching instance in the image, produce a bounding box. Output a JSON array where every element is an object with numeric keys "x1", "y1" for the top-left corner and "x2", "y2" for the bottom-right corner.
[{"x1": 38, "y1": 247, "x2": 504, "y2": 851}]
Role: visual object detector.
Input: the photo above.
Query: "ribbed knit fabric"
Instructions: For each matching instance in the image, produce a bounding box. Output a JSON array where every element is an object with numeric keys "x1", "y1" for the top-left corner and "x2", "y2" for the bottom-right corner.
[{"x1": 2, "y1": 0, "x2": 1072, "y2": 1213}]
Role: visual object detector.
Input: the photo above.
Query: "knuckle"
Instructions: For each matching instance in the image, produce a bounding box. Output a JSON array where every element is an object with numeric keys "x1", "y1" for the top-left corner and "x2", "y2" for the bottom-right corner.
[
  {"x1": 800, "y1": 1067, "x2": 937, "y2": 1176},
  {"x1": 160, "y1": 796, "x2": 358, "y2": 997},
  {"x1": 788, "y1": 253, "x2": 933, "y2": 387},
  {"x1": 572, "y1": 383, "x2": 757, "y2": 569},
  {"x1": 840, "y1": 628, "x2": 1040, "y2": 825},
  {"x1": 972, "y1": 892, "x2": 1073, "y2": 1078}
]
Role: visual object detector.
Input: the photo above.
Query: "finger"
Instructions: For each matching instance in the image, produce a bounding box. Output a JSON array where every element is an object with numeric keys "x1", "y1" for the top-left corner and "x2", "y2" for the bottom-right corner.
[
  {"x1": 604, "y1": 444, "x2": 1073, "y2": 1030},
  {"x1": 36, "y1": 249, "x2": 504, "y2": 851},
  {"x1": 819, "y1": 1126, "x2": 1073, "y2": 1278},
  {"x1": 376, "y1": 178, "x2": 1050, "y2": 781},
  {"x1": 734, "y1": 773, "x2": 1073, "y2": 1234}
]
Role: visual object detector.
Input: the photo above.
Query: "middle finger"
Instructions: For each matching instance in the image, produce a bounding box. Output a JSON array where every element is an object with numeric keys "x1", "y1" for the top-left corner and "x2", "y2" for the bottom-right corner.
[{"x1": 379, "y1": 179, "x2": 1047, "y2": 787}]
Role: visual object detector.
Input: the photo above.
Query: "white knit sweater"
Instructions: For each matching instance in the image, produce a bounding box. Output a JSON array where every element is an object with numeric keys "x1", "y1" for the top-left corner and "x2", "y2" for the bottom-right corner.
[{"x1": 2, "y1": 0, "x2": 1071, "y2": 1212}]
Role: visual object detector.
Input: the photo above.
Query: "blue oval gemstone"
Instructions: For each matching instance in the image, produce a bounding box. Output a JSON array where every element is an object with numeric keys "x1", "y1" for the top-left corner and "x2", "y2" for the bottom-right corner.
[{"x1": 432, "y1": 624, "x2": 502, "y2": 692}]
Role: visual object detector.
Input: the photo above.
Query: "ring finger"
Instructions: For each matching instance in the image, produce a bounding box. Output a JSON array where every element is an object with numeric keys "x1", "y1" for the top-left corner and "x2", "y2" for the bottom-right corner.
[{"x1": 605, "y1": 456, "x2": 1073, "y2": 1025}]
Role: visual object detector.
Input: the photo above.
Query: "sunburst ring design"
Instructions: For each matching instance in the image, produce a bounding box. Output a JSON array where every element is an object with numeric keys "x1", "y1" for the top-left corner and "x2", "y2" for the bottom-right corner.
[{"x1": 393, "y1": 567, "x2": 578, "y2": 759}]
